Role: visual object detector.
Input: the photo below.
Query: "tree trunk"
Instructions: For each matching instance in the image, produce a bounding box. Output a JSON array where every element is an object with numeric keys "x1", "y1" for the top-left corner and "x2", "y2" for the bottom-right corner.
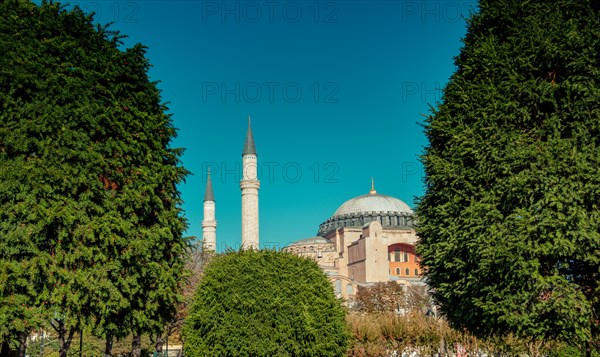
[
  {"x1": 154, "y1": 333, "x2": 164, "y2": 354},
  {"x1": 15, "y1": 332, "x2": 27, "y2": 357},
  {"x1": 131, "y1": 333, "x2": 142, "y2": 357},
  {"x1": 1, "y1": 341, "x2": 17, "y2": 357},
  {"x1": 104, "y1": 335, "x2": 113, "y2": 357},
  {"x1": 51, "y1": 319, "x2": 75, "y2": 357}
]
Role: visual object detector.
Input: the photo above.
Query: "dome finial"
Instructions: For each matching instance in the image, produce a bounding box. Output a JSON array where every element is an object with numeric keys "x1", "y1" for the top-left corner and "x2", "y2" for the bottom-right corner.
[{"x1": 369, "y1": 177, "x2": 376, "y2": 194}]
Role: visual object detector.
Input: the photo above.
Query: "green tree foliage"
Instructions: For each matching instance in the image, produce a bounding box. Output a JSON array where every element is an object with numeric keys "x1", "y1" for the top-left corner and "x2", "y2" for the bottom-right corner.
[
  {"x1": 183, "y1": 250, "x2": 349, "y2": 357},
  {"x1": 0, "y1": 1, "x2": 189, "y2": 355},
  {"x1": 416, "y1": 0, "x2": 599, "y2": 350}
]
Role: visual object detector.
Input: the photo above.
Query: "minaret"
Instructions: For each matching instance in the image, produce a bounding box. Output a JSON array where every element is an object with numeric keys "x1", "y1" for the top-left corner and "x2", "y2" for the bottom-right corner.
[
  {"x1": 202, "y1": 168, "x2": 217, "y2": 251},
  {"x1": 240, "y1": 116, "x2": 260, "y2": 249}
]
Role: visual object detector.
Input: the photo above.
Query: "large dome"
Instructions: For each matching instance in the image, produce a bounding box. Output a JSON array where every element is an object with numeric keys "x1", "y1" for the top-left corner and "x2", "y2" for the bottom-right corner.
[
  {"x1": 332, "y1": 193, "x2": 413, "y2": 218},
  {"x1": 317, "y1": 184, "x2": 415, "y2": 236}
]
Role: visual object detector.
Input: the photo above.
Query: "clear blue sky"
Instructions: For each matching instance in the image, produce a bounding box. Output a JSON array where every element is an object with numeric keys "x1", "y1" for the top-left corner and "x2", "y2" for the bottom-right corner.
[{"x1": 65, "y1": 0, "x2": 475, "y2": 250}]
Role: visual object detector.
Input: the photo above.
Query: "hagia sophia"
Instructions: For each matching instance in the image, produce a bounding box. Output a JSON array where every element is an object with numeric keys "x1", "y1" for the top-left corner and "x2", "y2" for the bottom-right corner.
[{"x1": 202, "y1": 118, "x2": 423, "y2": 298}]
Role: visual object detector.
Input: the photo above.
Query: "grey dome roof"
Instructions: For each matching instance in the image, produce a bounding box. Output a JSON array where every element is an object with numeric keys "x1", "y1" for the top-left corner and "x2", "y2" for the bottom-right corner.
[
  {"x1": 286, "y1": 236, "x2": 331, "y2": 247},
  {"x1": 332, "y1": 193, "x2": 413, "y2": 218},
  {"x1": 317, "y1": 183, "x2": 416, "y2": 236}
]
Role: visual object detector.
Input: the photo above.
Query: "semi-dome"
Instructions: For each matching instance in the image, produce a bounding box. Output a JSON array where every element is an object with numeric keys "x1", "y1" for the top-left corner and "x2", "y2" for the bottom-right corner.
[
  {"x1": 317, "y1": 180, "x2": 415, "y2": 236},
  {"x1": 286, "y1": 236, "x2": 331, "y2": 247}
]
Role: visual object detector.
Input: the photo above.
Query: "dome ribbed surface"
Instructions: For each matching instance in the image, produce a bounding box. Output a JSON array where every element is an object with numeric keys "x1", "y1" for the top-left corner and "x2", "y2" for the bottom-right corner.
[{"x1": 332, "y1": 193, "x2": 412, "y2": 217}]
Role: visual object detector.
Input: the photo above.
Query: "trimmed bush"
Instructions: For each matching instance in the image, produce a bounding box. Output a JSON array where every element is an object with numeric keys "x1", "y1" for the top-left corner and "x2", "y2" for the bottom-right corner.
[{"x1": 183, "y1": 250, "x2": 348, "y2": 356}]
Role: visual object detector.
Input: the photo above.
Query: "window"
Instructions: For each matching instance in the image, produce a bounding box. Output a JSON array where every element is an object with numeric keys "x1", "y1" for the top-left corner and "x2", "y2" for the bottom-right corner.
[
  {"x1": 394, "y1": 250, "x2": 401, "y2": 262},
  {"x1": 395, "y1": 267, "x2": 400, "y2": 275},
  {"x1": 335, "y1": 279, "x2": 341, "y2": 295},
  {"x1": 405, "y1": 268, "x2": 410, "y2": 276},
  {"x1": 346, "y1": 284, "x2": 353, "y2": 295},
  {"x1": 414, "y1": 268, "x2": 419, "y2": 276},
  {"x1": 403, "y1": 252, "x2": 409, "y2": 263}
]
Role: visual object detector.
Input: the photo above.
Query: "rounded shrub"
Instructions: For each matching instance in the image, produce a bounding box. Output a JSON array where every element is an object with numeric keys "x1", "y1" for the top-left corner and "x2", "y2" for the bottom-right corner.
[{"x1": 183, "y1": 249, "x2": 348, "y2": 356}]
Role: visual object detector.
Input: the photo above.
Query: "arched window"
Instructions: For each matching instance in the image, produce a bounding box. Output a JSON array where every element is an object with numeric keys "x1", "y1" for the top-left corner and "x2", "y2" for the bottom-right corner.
[
  {"x1": 405, "y1": 268, "x2": 410, "y2": 276},
  {"x1": 395, "y1": 267, "x2": 400, "y2": 275},
  {"x1": 309, "y1": 246, "x2": 314, "y2": 251},
  {"x1": 414, "y1": 268, "x2": 419, "y2": 276},
  {"x1": 346, "y1": 284, "x2": 353, "y2": 295},
  {"x1": 335, "y1": 279, "x2": 341, "y2": 295}
]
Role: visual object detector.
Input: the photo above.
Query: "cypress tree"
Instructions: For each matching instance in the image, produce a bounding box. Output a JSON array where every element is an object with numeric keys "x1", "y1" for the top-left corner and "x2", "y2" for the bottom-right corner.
[
  {"x1": 0, "y1": 1, "x2": 189, "y2": 356},
  {"x1": 417, "y1": 0, "x2": 599, "y2": 351}
]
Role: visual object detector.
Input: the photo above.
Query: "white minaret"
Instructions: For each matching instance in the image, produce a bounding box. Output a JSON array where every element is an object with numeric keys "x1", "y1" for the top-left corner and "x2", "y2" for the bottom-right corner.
[
  {"x1": 240, "y1": 116, "x2": 260, "y2": 249},
  {"x1": 202, "y1": 168, "x2": 217, "y2": 251}
]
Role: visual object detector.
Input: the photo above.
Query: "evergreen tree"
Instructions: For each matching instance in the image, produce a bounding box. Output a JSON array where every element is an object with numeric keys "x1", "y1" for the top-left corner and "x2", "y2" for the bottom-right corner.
[
  {"x1": 0, "y1": 1, "x2": 189, "y2": 356},
  {"x1": 183, "y1": 250, "x2": 349, "y2": 357},
  {"x1": 416, "y1": 0, "x2": 599, "y2": 351}
]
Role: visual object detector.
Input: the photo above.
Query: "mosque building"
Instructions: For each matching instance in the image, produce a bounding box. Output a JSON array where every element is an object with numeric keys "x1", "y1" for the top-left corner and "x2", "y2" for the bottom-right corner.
[{"x1": 202, "y1": 118, "x2": 422, "y2": 297}]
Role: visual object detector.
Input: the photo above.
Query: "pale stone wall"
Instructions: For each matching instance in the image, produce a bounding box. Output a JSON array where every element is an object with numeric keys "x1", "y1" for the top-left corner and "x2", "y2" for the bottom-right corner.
[
  {"x1": 330, "y1": 275, "x2": 357, "y2": 299},
  {"x1": 325, "y1": 227, "x2": 361, "y2": 278},
  {"x1": 334, "y1": 222, "x2": 419, "y2": 284},
  {"x1": 362, "y1": 221, "x2": 391, "y2": 283},
  {"x1": 283, "y1": 243, "x2": 337, "y2": 268},
  {"x1": 347, "y1": 238, "x2": 367, "y2": 282}
]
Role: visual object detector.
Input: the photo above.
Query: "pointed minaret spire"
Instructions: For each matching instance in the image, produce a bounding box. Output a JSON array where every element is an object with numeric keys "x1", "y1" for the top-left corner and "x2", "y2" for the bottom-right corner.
[
  {"x1": 202, "y1": 168, "x2": 217, "y2": 251},
  {"x1": 369, "y1": 177, "x2": 377, "y2": 195},
  {"x1": 204, "y1": 168, "x2": 214, "y2": 202},
  {"x1": 243, "y1": 115, "x2": 257, "y2": 155},
  {"x1": 240, "y1": 116, "x2": 260, "y2": 249}
]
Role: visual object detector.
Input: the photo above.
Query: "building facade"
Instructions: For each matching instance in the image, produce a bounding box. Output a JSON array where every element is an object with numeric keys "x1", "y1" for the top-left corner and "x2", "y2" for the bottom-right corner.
[{"x1": 283, "y1": 181, "x2": 422, "y2": 297}]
